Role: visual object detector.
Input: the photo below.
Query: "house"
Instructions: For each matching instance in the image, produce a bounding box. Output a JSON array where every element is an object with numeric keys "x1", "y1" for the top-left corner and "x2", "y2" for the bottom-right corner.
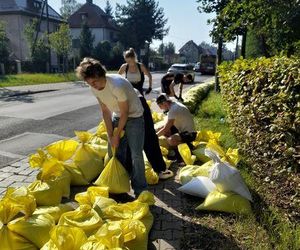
[
  {"x1": 0, "y1": 0, "x2": 64, "y2": 70},
  {"x1": 68, "y1": 0, "x2": 119, "y2": 49},
  {"x1": 178, "y1": 40, "x2": 203, "y2": 63}
]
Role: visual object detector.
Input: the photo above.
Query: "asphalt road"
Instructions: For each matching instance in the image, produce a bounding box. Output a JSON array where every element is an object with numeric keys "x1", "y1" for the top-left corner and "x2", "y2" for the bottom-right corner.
[{"x1": 0, "y1": 72, "x2": 213, "y2": 167}]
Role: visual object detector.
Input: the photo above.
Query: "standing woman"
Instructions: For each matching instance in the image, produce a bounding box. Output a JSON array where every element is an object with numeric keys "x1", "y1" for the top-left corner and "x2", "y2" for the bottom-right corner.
[
  {"x1": 118, "y1": 48, "x2": 173, "y2": 180},
  {"x1": 118, "y1": 48, "x2": 152, "y2": 95}
]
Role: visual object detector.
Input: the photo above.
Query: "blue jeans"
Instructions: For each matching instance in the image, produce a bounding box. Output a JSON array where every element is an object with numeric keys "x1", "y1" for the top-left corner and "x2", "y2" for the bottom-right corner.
[{"x1": 110, "y1": 115, "x2": 147, "y2": 196}]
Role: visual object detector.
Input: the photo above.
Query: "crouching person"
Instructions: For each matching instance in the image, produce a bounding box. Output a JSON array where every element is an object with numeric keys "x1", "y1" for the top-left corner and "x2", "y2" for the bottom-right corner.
[
  {"x1": 76, "y1": 57, "x2": 147, "y2": 196},
  {"x1": 156, "y1": 94, "x2": 197, "y2": 148}
]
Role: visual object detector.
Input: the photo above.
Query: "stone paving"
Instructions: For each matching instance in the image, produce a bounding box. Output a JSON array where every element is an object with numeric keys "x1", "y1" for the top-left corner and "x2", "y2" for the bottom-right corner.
[{"x1": 0, "y1": 152, "x2": 188, "y2": 249}]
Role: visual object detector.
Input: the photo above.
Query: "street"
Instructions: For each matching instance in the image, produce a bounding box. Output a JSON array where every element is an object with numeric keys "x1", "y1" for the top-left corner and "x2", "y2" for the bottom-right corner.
[{"x1": 0, "y1": 73, "x2": 212, "y2": 168}]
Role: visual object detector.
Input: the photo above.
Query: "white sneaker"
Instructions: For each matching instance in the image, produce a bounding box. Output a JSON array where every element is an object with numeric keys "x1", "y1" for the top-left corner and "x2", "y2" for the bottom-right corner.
[{"x1": 159, "y1": 170, "x2": 174, "y2": 180}]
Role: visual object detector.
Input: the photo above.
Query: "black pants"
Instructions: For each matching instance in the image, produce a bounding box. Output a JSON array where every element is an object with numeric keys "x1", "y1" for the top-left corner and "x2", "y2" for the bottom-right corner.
[{"x1": 126, "y1": 97, "x2": 166, "y2": 173}]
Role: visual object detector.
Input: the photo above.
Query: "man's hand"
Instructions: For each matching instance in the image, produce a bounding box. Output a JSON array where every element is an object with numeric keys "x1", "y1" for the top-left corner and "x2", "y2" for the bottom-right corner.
[
  {"x1": 110, "y1": 135, "x2": 120, "y2": 148},
  {"x1": 145, "y1": 87, "x2": 152, "y2": 94}
]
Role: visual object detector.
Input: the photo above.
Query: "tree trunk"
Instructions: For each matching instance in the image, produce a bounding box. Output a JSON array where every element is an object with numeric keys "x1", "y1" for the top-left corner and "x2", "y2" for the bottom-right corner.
[
  {"x1": 241, "y1": 30, "x2": 247, "y2": 58},
  {"x1": 215, "y1": 38, "x2": 223, "y2": 92}
]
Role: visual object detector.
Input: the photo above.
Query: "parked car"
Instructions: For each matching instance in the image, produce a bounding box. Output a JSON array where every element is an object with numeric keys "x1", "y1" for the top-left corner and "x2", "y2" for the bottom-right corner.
[{"x1": 167, "y1": 63, "x2": 195, "y2": 82}]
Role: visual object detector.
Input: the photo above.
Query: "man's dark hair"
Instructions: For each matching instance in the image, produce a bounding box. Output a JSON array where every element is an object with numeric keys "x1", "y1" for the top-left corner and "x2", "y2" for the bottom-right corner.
[
  {"x1": 156, "y1": 93, "x2": 170, "y2": 104},
  {"x1": 76, "y1": 57, "x2": 106, "y2": 80}
]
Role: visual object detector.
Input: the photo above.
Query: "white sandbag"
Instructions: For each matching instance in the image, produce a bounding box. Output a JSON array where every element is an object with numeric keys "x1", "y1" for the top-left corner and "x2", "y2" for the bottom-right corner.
[
  {"x1": 205, "y1": 149, "x2": 253, "y2": 201},
  {"x1": 178, "y1": 176, "x2": 216, "y2": 198}
]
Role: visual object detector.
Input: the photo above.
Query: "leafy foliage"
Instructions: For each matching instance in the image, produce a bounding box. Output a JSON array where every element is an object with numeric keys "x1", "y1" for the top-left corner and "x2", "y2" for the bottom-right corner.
[
  {"x1": 93, "y1": 40, "x2": 112, "y2": 67},
  {"x1": 60, "y1": 0, "x2": 82, "y2": 20},
  {"x1": 104, "y1": 0, "x2": 113, "y2": 17},
  {"x1": 219, "y1": 56, "x2": 300, "y2": 219},
  {"x1": 0, "y1": 21, "x2": 9, "y2": 63},
  {"x1": 79, "y1": 22, "x2": 94, "y2": 59},
  {"x1": 115, "y1": 0, "x2": 169, "y2": 52}
]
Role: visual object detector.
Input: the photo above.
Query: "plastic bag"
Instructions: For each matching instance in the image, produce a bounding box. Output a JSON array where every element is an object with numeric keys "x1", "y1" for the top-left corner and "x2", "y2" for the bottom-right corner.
[
  {"x1": 64, "y1": 162, "x2": 89, "y2": 186},
  {"x1": 8, "y1": 213, "x2": 55, "y2": 248},
  {"x1": 46, "y1": 139, "x2": 79, "y2": 162},
  {"x1": 193, "y1": 130, "x2": 221, "y2": 147},
  {"x1": 163, "y1": 156, "x2": 172, "y2": 169},
  {"x1": 33, "y1": 204, "x2": 74, "y2": 223},
  {"x1": 145, "y1": 161, "x2": 159, "y2": 185},
  {"x1": 206, "y1": 149, "x2": 252, "y2": 201},
  {"x1": 196, "y1": 190, "x2": 252, "y2": 214},
  {"x1": 178, "y1": 176, "x2": 216, "y2": 198},
  {"x1": 160, "y1": 146, "x2": 168, "y2": 156},
  {"x1": 75, "y1": 186, "x2": 109, "y2": 206},
  {"x1": 178, "y1": 143, "x2": 196, "y2": 165},
  {"x1": 94, "y1": 147, "x2": 130, "y2": 194},
  {"x1": 192, "y1": 161, "x2": 213, "y2": 177},
  {"x1": 41, "y1": 225, "x2": 87, "y2": 250},
  {"x1": 0, "y1": 187, "x2": 38, "y2": 250},
  {"x1": 74, "y1": 131, "x2": 104, "y2": 182},
  {"x1": 192, "y1": 142, "x2": 211, "y2": 163},
  {"x1": 58, "y1": 205, "x2": 103, "y2": 236},
  {"x1": 158, "y1": 136, "x2": 169, "y2": 149},
  {"x1": 29, "y1": 149, "x2": 47, "y2": 169}
]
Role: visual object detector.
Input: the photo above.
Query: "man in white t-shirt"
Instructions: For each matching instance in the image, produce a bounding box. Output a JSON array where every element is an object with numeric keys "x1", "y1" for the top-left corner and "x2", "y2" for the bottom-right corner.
[
  {"x1": 76, "y1": 57, "x2": 147, "y2": 196},
  {"x1": 156, "y1": 94, "x2": 196, "y2": 147}
]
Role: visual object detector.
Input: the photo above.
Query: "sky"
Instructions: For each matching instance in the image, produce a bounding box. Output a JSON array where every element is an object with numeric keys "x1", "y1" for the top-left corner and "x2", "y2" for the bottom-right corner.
[{"x1": 48, "y1": 0, "x2": 235, "y2": 52}]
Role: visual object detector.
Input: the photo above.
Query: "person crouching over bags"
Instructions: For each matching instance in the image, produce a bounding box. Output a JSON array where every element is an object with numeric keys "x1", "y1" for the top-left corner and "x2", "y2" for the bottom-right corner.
[
  {"x1": 156, "y1": 93, "x2": 197, "y2": 149},
  {"x1": 76, "y1": 57, "x2": 147, "y2": 197}
]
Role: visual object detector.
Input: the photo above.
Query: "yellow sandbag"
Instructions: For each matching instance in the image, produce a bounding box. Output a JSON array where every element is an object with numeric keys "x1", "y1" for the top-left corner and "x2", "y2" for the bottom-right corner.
[
  {"x1": 64, "y1": 162, "x2": 89, "y2": 186},
  {"x1": 58, "y1": 205, "x2": 103, "y2": 236},
  {"x1": 41, "y1": 225, "x2": 87, "y2": 250},
  {"x1": 0, "y1": 226, "x2": 38, "y2": 250},
  {"x1": 192, "y1": 161, "x2": 213, "y2": 177},
  {"x1": 33, "y1": 204, "x2": 74, "y2": 223},
  {"x1": 163, "y1": 156, "x2": 172, "y2": 169},
  {"x1": 94, "y1": 148, "x2": 130, "y2": 194},
  {"x1": 36, "y1": 159, "x2": 71, "y2": 198},
  {"x1": 0, "y1": 187, "x2": 38, "y2": 250},
  {"x1": 103, "y1": 152, "x2": 111, "y2": 167},
  {"x1": 8, "y1": 214, "x2": 55, "y2": 248},
  {"x1": 92, "y1": 196, "x2": 118, "y2": 217},
  {"x1": 28, "y1": 180, "x2": 63, "y2": 206},
  {"x1": 206, "y1": 140, "x2": 240, "y2": 166},
  {"x1": 74, "y1": 131, "x2": 104, "y2": 182},
  {"x1": 88, "y1": 143, "x2": 107, "y2": 158},
  {"x1": 75, "y1": 186, "x2": 109, "y2": 206},
  {"x1": 193, "y1": 130, "x2": 221, "y2": 146},
  {"x1": 196, "y1": 190, "x2": 252, "y2": 214},
  {"x1": 160, "y1": 146, "x2": 169, "y2": 156},
  {"x1": 158, "y1": 136, "x2": 169, "y2": 149},
  {"x1": 137, "y1": 191, "x2": 155, "y2": 206},
  {"x1": 29, "y1": 149, "x2": 47, "y2": 169},
  {"x1": 192, "y1": 142, "x2": 211, "y2": 163},
  {"x1": 178, "y1": 143, "x2": 196, "y2": 165},
  {"x1": 145, "y1": 162, "x2": 159, "y2": 185},
  {"x1": 46, "y1": 139, "x2": 79, "y2": 162}
]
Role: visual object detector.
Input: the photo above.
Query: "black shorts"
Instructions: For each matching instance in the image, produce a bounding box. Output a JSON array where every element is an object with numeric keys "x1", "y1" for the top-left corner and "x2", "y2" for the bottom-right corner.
[{"x1": 170, "y1": 126, "x2": 196, "y2": 143}]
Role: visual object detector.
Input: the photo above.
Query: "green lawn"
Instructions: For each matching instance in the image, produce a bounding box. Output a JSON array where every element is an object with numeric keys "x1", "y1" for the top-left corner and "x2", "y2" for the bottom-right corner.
[
  {"x1": 191, "y1": 91, "x2": 299, "y2": 249},
  {"x1": 0, "y1": 73, "x2": 78, "y2": 87}
]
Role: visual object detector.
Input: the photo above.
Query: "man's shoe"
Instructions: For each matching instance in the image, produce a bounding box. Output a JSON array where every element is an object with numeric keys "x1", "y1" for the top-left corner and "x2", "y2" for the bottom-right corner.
[{"x1": 159, "y1": 170, "x2": 174, "y2": 180}]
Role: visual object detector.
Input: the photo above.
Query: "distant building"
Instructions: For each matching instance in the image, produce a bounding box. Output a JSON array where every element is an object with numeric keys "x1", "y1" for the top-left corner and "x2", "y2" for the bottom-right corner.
[
  {"x1": 179, "y1": 40, "x2": 203, "y2": 63},
  {"x1": 68, "y1": 0, "x2": 119, "y2": 49},
  {"x1": 0, "y1": 0, "x2": 64, "y2": 69}
]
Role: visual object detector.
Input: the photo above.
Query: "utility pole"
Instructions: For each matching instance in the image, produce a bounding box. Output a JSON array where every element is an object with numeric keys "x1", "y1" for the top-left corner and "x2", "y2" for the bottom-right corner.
[{"x1": 46, "y1": 0, "x2": 51, "y2": 72}]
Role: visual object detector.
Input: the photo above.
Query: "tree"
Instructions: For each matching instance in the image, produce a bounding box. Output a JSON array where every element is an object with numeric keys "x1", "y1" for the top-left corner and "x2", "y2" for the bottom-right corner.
[
  {"x1": 115, "y1": 0, "x2": 169, "y2": 56},
  {"x1": 48, "y1": 23, "x2": 72, "y2": 73},
  {"x1": 60, "y1": 0, "x2": 82, "y2": 20},
  {"x1": 93, "y1": 40, "x2": 112, "y2": 67},
  {"x1": 79, "y1": 22, "x2": 94, "y2": 59},
  {"x1": 104, "y1": 0, "x2": 113, "y2": 17},
  {"x1": 0, "y1": 21, "x2": 9, "y2": 64},
  {"x1": 24, "y1": 19, "x2": 49, "y2": 72}
]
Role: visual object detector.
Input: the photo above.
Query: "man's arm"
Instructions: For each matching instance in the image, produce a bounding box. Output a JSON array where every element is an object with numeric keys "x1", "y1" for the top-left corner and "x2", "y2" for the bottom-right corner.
[
  {"x1": 97, "y1": 98, "x2": 113, "y2": 138},
  {"x1": 157, "y1": 119, "x2": 175, "y2": 137},
  {"x1": 169, "y1": 81, "x2": 176, "y2": 97}
]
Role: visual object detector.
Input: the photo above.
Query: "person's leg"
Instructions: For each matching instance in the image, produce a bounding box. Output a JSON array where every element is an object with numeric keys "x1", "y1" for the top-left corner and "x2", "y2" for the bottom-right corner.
[
  {"x1": 125, "y1": 116, "x2": 147, "y2": 196},
  {"x1": 140, "y1": 97, "x2": 166, "y2": 173}
]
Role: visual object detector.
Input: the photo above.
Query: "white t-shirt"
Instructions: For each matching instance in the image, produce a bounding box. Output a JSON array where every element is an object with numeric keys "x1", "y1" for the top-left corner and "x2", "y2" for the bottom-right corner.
[
  {"x1": 91, "y1": 74, "x2": 143, "y2": 118},
  {"x1": 168, "y1": 102, "x2": 195, "y2": 133}
]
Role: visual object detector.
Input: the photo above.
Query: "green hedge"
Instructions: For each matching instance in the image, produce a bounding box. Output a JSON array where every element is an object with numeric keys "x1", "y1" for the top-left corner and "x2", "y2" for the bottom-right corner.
[
  {"x1": 183, "y1": 81, "x2": 214, "y2": 113},
  {"x1": 219, "y1": 56, "x2": 299, "y2": 219}
]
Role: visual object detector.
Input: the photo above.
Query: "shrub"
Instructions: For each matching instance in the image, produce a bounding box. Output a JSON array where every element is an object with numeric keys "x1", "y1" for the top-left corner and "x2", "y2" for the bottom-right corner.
[{"x1": 219, "y1": 56, "x2": 300, "y2": 220}]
